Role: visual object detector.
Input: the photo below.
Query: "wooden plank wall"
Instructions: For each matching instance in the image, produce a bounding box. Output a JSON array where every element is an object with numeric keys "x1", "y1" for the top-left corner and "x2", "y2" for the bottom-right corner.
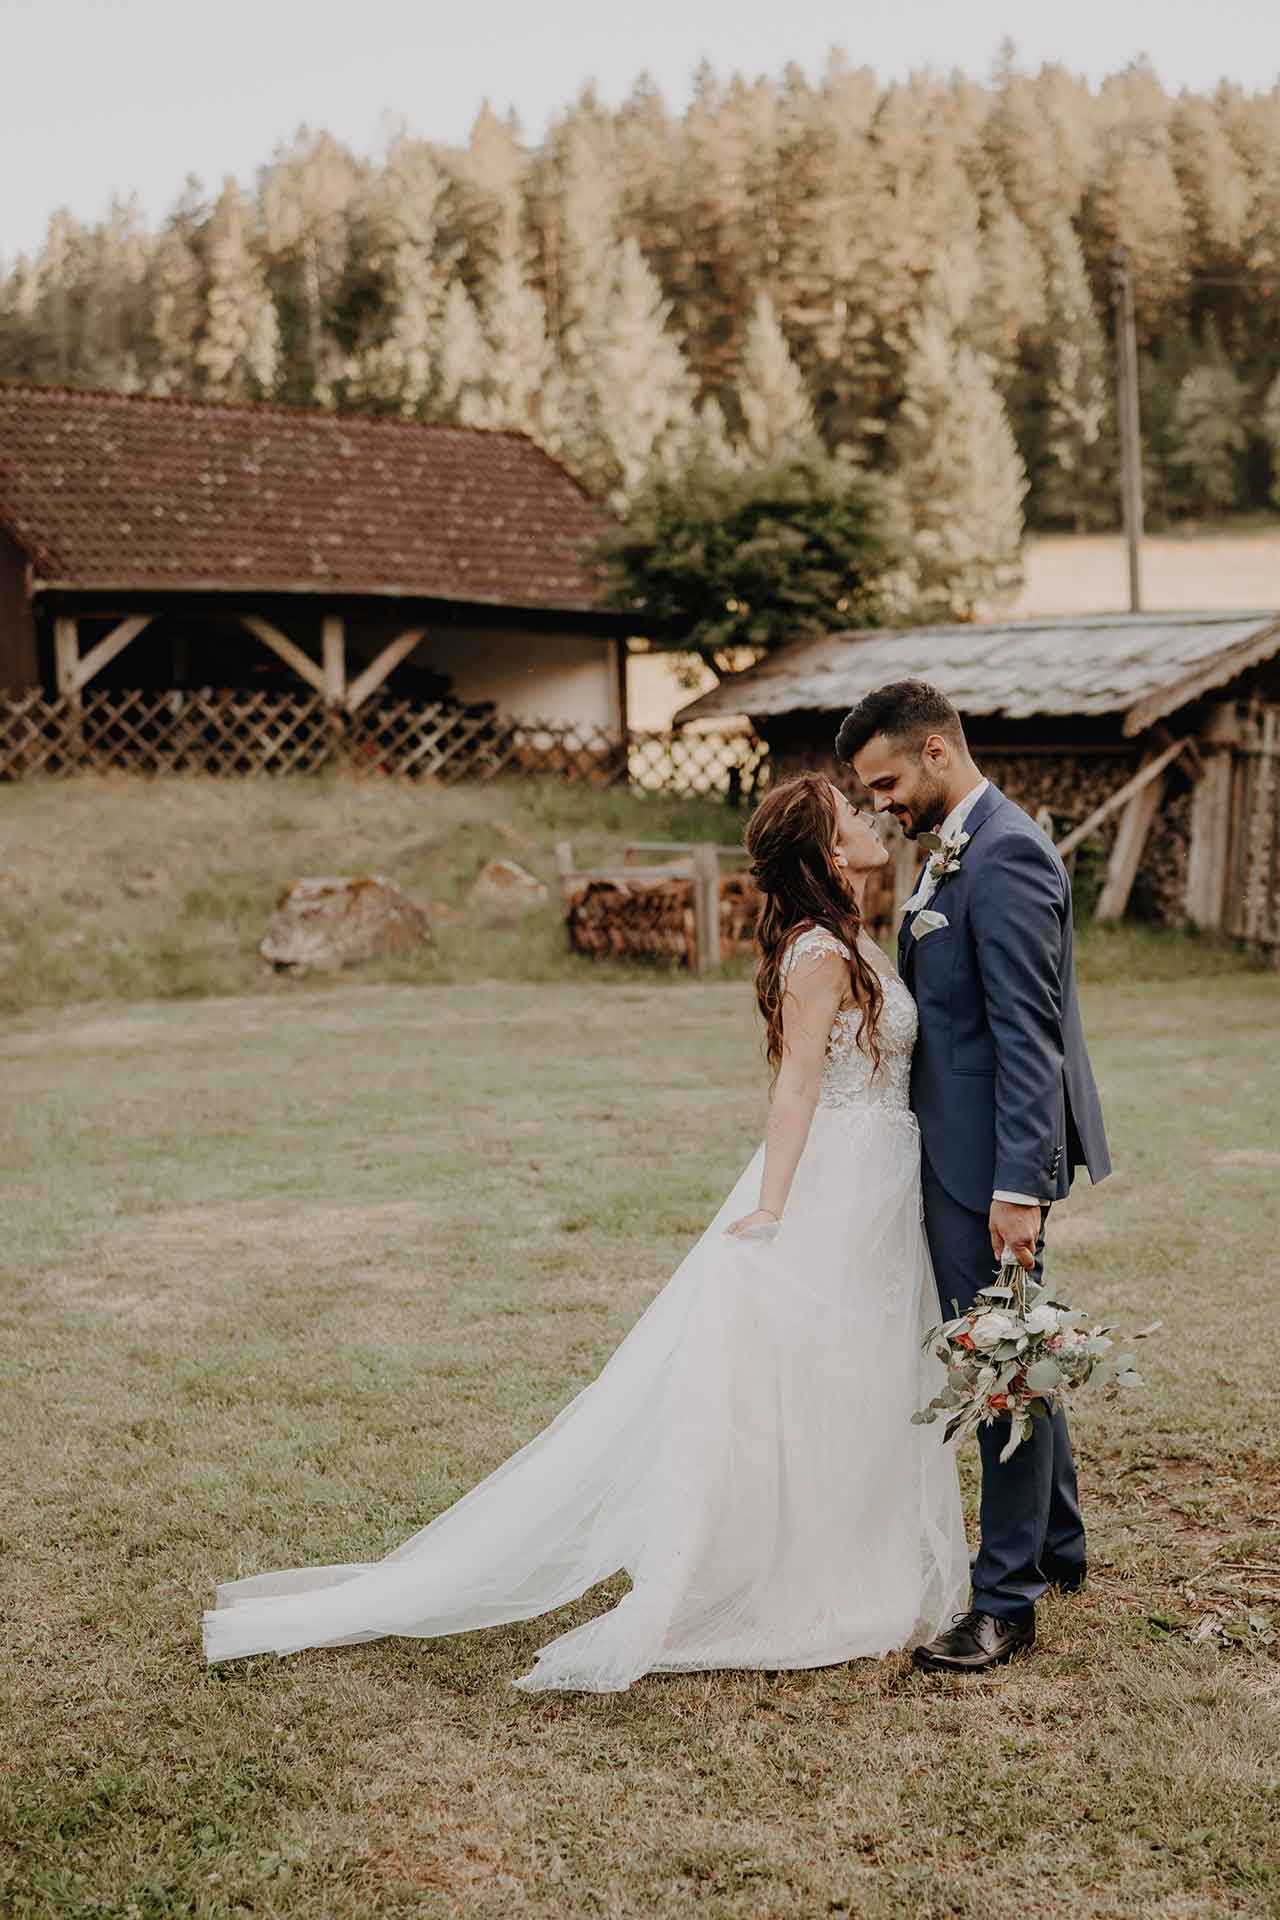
[{"x1": 0, "y1": 528, "x2": 38, "y2": 692}]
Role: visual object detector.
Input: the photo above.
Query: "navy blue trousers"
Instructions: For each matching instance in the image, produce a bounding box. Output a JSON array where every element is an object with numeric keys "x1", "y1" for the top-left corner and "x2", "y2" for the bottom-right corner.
[{"x1": 920, "y1": 1153, "x2": 1086, "y2": 1620}]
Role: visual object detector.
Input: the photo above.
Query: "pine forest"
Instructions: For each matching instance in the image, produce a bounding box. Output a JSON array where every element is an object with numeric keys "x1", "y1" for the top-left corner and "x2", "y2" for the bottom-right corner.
[{"x1": 6, "y1": 51, "x2": 1280, "y2": 576}]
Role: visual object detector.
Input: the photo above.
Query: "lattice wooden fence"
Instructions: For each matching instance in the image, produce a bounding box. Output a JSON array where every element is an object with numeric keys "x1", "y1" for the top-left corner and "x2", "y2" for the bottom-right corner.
[{"x1": 0, "y1": 688, "x2": 769, "y2": 802}]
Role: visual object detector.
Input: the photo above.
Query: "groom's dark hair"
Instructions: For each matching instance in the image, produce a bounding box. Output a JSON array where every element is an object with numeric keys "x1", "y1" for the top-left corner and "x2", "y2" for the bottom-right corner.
[{"x1": 835, "y1": 680, "x2": 966, "y2": 762}]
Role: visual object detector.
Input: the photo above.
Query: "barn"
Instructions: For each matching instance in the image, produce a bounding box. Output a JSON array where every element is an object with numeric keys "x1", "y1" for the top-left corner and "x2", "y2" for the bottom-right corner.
[
  {"x1": 0, "y1": 382, "x2": 628, "y2": 740},
  {"x1": 677, "y1": 614, "x2": 1280, "y2": 950}
]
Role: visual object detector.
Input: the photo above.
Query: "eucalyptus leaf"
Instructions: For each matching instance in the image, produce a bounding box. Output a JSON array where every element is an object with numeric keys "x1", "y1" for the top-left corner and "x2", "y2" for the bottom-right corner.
[
  {"x1": 1132, "y1": 1321, "x2": 1163, "y2": 1339},
  {"x1": 918, "y1": 832, "x2": 944, "y2": 851},
  {"x1": 1024, "y1": 1357, "x2": 1064, "y2": 1392}
]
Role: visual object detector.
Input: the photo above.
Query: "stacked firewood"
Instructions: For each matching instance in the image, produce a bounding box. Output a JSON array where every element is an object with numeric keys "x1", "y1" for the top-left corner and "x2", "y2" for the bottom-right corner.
[
  {"x1": 565, "y1": 875, "x2": 696, "y2": 963},
  {"x1": 565, "y1": 870, "x2": 764, "y2": 968}
]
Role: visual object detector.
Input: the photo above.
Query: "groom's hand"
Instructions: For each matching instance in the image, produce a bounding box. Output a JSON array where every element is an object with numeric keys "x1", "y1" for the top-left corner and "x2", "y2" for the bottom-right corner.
[{"x1": 989, "y1": 1200, "x2": 1040, "y2": 1270}]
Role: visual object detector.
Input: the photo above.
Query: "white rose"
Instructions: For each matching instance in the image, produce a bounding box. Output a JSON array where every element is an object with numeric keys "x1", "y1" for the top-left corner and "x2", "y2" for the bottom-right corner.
[
  {"x1": 970, "y1": 1310, "x2": 1018, "y2": 1350},
  {"x1": 1024, "y1": 1304, "x2": 1062, "y2": 1337}
]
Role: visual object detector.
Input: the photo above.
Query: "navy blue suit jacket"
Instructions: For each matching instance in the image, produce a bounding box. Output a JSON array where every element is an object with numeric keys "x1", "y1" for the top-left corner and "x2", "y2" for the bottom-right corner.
[{"x1": 897, "y1": 783, "x2": 1111, "y2": 1215}]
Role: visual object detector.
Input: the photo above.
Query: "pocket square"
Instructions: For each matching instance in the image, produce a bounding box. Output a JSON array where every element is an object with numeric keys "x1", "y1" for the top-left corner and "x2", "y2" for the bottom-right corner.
[{"x1": 911, "y1": 909, "x2": 949, "y2": 940}]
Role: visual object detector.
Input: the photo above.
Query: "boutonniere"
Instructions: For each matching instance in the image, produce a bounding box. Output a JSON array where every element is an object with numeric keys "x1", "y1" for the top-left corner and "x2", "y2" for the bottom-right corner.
[{"x1": 917, "y1": 826, "x2": 970, "y2": 889}]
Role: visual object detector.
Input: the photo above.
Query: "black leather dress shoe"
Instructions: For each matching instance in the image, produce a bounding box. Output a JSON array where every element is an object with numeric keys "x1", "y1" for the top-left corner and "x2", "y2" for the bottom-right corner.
[
  {"x1": 1041, "y1": 1559, "x2": 1087, "y2": 1594},
  {"x1": 912, "y1": 1609, "x2": 1035, "y2": 1673}
]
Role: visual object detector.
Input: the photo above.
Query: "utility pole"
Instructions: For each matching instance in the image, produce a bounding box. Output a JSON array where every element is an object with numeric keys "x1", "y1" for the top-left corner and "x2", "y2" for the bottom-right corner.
[{"x1": 1110, "y1": 246, "x2": 1144, "y2": 613}]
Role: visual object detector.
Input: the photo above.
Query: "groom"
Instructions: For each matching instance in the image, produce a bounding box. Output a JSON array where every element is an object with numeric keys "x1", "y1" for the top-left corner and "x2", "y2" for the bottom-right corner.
[{"x1": 837, "y1": 680, "x2": 1111, "y2": 1673}]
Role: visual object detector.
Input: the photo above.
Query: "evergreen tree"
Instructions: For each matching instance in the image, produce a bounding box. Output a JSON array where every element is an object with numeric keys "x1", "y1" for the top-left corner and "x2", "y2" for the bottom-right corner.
[
  {"x1": 0, "y1": 255, "x2": 40, "y2": 381},
  {"x1": 436, "y1": 278, "x2": 490, "y2": 420},
  {"x1": 355, "y1": 140, "x2": 450, "y2": 415},
  {"x1": 1087, "y1": 62, "x2": 1189, "y2": 326},
  {"x1": 457, "y1": 101, "x2": 527, "y2": 296},
  {"x1": 737, "y1": 292, "x2": 816, "y2": 460},
  {"x1": 147, "y1": 203, "x2": 203, "y2": 396},
  {"x1": 1168, "y1": 350, "x2": 1248, "y2": 513},
  {"x1": 548, "y1": 97, "x2": 621, "y2": 358},
  {"x1": 1262, "y1": 368, "x2": 1280, "y2": 509},
  {"x1": 194, "y1": 179, "x2": 279, "y2": 400},
  {"x1": 885, "y1": 307, "x2": 1028, "y2": 619},
  {"x1": 566, "y1": 235, "x2": 699, "y2": 504},
  {"x1": 970, "y1": 191, "x2": 1047, "y2": 379},
  {"x1": 1172, "y1": 95, "x2": 1249, "y2": 269},
  {"x1": 468, "y1": 226, "x2": 560, "y2": 444},
  {"x1": 773, "y1": 59, "x2": 880, "y2": 448},
  {"x1": 1039, "y1": 214, "x2": 1112, "y2": 527},
  {"x1": 260, "y1": 130, "x2": 362, "y2": 405}
]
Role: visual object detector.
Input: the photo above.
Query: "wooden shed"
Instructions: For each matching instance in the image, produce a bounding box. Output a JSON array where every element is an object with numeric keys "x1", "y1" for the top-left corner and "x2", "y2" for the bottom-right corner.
[
  {"x1": 0, "y1": 382, "x2": 628, "y2": 734},
  {"x1": 676, "y1": 614, "x2": 1280, "y2": 950}
]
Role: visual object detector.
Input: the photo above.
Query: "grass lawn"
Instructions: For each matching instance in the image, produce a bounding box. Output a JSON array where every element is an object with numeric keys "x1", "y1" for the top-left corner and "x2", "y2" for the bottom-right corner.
[
  {"x1": 2, "y1": 941, "x2": 1279, "y2": 1917},
  {"x1": 0, "y1": 773, "x2": 750, "y2": 1016}
]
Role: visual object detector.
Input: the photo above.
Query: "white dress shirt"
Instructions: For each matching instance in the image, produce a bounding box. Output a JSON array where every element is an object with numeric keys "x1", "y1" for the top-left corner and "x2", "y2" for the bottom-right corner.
[{"x1": 906, "y1": 778, "x2": 1047, "y2": 1210}]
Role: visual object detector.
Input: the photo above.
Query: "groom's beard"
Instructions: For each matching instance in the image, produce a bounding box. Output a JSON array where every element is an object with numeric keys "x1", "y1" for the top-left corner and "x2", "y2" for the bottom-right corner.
[{"x1": 891, "y1": 780, "x2": 949, "y2": 840}]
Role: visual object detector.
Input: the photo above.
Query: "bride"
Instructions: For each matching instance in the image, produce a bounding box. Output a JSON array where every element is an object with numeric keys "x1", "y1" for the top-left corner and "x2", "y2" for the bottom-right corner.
[{"x1": 203, "y1": 774, "x2": 969, "y2": 1689}]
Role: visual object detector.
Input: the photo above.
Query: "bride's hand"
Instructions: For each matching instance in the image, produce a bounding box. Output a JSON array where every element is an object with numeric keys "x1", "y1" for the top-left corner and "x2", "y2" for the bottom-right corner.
[{"x1": 726, "y1": 1208, "x2": 780, "y2": 1238}]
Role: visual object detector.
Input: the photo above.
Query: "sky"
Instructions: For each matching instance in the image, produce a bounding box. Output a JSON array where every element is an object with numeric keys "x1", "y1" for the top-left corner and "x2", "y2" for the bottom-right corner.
[{"x1": 3, "y1": 0, "x2": 1278, "y2": 260}]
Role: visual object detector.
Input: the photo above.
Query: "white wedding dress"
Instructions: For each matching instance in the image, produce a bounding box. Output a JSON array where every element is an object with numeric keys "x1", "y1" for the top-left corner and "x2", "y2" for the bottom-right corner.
[{"x1": 203, "y1": 928, "x2": 969, "y2": 1689}]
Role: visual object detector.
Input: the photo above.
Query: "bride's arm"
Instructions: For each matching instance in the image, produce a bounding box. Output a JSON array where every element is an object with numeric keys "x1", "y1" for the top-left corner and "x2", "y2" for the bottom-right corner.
[{"x1": 727, "y1": 950, "x2": 848, "y2": 1234}]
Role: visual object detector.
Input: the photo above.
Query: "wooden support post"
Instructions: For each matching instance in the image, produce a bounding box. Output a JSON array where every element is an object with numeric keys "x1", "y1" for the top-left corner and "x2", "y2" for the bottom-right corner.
[
  {"x1": 322, "y1": 614, "x2": 346, "y2": 706},
  {"x1": 345, "y1": 627, "x2": 425, "y2": 712},
  {"x1": 1095, "y1": 772, "x2": 1166, "y2": 922},
  {"x1": 611, "y1": 638, "x2": 629, "y2": 740},
  {"x1": 69, "y1": 614, "x2": 152, "y2": 693},
  {"x1": 54, "y1": 615, "x2": 80, "y2": 697},
  {"x1": 53, "y1": 614, "x2": 83, "y2": 760},
  {"x1": 1184, "y1": 712, "x2": 1237, "y2": 930},
  {"x1": 692, "y1": 841, "x2": 722, "y2": 975},
  {"x1": 1111, "y1": 246, "x2": 1144, "y2": 613},
  {"x1": 241, "y1": 615, "x2": 328, "y2": 697}
]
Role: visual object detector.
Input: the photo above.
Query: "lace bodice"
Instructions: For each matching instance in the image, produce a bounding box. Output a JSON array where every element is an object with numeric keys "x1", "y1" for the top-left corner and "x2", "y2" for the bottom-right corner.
[{"x1": 780, "y1": 927, "x2": 917, "y2": 1115}]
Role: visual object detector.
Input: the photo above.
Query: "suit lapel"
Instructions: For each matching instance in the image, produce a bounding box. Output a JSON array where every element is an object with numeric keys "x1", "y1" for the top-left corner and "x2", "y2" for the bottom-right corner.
[{"x1": 897, "y1": 783, "x2": 1007, "y2": 978}]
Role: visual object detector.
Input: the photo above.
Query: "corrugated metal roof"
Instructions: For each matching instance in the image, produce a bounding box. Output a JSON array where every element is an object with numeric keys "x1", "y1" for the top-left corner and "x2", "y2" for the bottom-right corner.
[
  {"x1": 0, "y1": 382, "x2": 609, "y2": 613},
  {"x1": 676, "y1": 612, "x2": 1280, "y2": 736}
]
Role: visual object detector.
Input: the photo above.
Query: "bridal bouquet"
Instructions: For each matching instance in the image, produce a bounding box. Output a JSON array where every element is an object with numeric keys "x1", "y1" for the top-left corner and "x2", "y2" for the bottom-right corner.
[{"x1": 913, "y1": 1254, "x2": 1159, "y2": 1462}]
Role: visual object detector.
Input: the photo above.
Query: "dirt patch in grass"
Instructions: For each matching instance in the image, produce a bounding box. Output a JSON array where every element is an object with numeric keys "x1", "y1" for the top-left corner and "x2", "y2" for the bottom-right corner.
[{"x1": 1084, "y1": 1450, "x2": 1280, "y2": 1656}]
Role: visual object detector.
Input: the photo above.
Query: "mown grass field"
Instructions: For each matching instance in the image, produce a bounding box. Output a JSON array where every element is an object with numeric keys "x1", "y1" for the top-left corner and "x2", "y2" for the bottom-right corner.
[
  {"x1": 2, "y1": 776, "x2": 1279, "y2": 1917},
  {"x1": 0, "y1": 773, "x2": 755, "y2": 1016}
]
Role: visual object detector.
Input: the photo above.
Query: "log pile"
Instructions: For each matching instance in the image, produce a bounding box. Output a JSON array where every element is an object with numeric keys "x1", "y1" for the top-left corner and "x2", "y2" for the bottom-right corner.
[{"x1": 565, "y1": 870, "x2": 763, "y2": 968}]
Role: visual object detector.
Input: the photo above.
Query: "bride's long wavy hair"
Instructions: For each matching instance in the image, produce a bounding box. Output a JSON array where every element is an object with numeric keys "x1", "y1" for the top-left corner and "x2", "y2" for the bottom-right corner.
[{"x1": 745, "y1": 773, "x2": 884, "y2": 1088}]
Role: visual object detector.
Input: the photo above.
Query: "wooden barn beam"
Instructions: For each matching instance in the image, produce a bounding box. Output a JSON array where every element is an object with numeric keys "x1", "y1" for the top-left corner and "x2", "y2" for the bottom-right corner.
[
  {"x1": 1095, "y1": 772, "x2": 1167, "y2": 922},
  {"x1": 1055, "y1": 735, "x2": 1189, "y2": 860},
  {"x1": 345, "y1": 627, "x2": 425, "y2": 712},
  {"x1": 54, "y1": 615, "x2": 80, "y2": 698},
  {"x1": 68, "y1": 614, "x2": 153, "y2": 694},
  {"x1": 1184, "y1": 752, "x2": 1233, "y2": 931},
  {"x1": 321, "y1": 614, "x2": 346, "y2": 706},
  {"x1": 240, "y1": 615, "x2": 327, "y2": 697}
]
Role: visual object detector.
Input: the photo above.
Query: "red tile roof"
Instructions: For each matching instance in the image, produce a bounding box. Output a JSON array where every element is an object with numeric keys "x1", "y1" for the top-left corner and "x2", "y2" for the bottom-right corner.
[{"x1": 0, "y1": 383, "x2": 610, "y2": 613}]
